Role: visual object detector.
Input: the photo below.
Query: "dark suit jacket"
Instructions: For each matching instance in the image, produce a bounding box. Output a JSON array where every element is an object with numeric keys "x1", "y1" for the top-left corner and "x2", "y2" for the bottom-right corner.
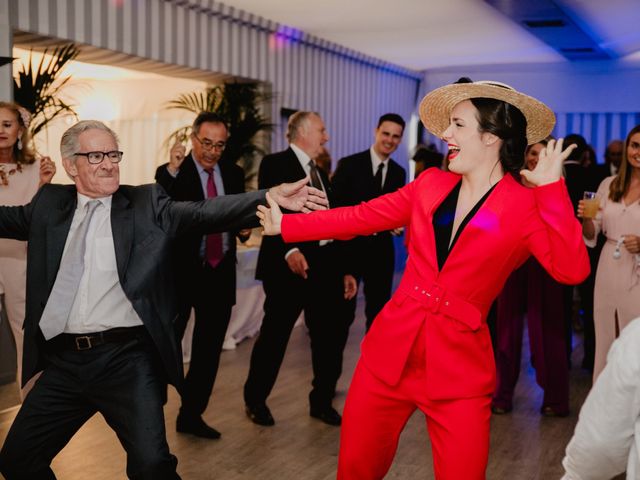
[
  {"x1": 155, "y1": 154, "x2": 247, "y2": 304},
  {"x1": 331, "y1": 149, "x2": 406, "y2": 275},
  {"x1": 255, "y1": 147, "x2": 335, "y2": 280},
  {"x1": 0, "y1": 183, "x2": 264, "y2": 389}
]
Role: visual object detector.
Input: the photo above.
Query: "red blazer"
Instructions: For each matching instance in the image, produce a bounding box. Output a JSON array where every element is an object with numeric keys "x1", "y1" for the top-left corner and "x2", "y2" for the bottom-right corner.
[{"x1": 282, "y1": 169, "x2": 590, "y2": 400}]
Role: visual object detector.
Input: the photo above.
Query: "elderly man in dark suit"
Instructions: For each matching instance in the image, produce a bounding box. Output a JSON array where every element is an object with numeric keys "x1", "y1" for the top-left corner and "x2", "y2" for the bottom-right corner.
[
  {"x1": 331, "y1": 113, "x2": 407, "y2": 331},
  {"x1": 0, "y1": 120, "x2": 326, "y2": 480},
  {"x1": 244, "y1": 111, "x2": 356, "y2": 427},
  {"x1": 155, "y1": 112, "x2": 250, "y2": 440}
]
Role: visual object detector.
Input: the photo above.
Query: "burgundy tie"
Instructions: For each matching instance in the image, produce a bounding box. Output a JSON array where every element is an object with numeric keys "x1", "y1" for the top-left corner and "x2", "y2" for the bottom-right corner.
[{"x1": 205, "y1": 168, "x2": 223, "y2": 268}]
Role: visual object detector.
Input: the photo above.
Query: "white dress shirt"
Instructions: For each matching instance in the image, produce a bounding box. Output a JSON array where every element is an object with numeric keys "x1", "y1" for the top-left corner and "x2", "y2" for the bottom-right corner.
[
  {"x1": 285, "y1": 143, "x2": 330, "y2": 257},
  {"x1": 370, "y1": 146, "x2": 389, "y2": 187},
  {"x1": 60, "y1": 193, "x2": 143, "y2": 333},
  {"x1": 562, "y1": 316, "x2": 640, "y2": 480},
  {"x1": 191, "y1": 155, "x2": 231, "y2": 256}
]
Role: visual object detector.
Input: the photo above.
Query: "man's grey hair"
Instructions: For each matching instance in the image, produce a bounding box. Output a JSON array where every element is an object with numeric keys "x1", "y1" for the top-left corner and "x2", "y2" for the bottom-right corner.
[
  {"x1": 60, "y1": 120, "x2": 119, "y2": 161},
  {"x1": 286, "y1": 111, "x2": 320, "y2": 143}
]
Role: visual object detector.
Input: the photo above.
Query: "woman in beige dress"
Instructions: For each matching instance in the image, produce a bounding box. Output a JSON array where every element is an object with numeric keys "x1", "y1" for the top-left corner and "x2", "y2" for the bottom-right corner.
[
  {"x1": 0, "y1": 101, "x2": 56, "y2": 399},
  {"x1": 579, "y1": 124, "x2": 640, "y2": 380}
]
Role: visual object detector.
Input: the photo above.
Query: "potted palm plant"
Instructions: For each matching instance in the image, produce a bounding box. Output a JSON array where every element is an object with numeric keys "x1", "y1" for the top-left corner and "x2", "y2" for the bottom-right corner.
[
  {"x1": 166, "y1": 81, "x2": 273, "y2": 186},
  {"x1": 13, "y1": 43, "x2": 79, "y2": 137}
]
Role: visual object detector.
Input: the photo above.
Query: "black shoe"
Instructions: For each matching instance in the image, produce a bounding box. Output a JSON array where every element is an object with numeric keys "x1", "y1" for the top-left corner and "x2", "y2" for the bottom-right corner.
[
  {"x1": 491, "y1": 405, "x2": 512, "y2": 415},
  {"x1": 310, "y1": 406, "x2": 342, "y2": 426},
  {"x1": 540, "y1": 406, "x2": 570, "y2": 417},
  {"x1": 245, "y1": 404, "x2": 275, "y2": 426},
  {"x1": 176, "y1": 414, "x2": 221, "y2": 439}
]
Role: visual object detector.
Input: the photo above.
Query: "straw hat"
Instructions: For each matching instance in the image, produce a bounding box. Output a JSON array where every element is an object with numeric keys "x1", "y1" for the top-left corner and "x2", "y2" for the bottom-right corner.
[{"x1": 419, "y1": 81, "x2": 555, "y2": 144}]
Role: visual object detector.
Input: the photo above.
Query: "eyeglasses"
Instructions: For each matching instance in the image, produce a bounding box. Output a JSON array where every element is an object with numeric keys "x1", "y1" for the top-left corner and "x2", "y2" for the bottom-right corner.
[
  {"x1": 193, "y1": 134, "x2": 226, "y2": 151},
  {"x1": 74, "y1": 151, "x2": 124, "y2": 165}
]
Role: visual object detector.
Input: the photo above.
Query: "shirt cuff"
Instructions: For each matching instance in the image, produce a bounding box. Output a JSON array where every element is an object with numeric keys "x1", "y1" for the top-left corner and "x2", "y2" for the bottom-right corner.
[{"x1": 284, "y1": 247, "x2": 300, "y2": 260}]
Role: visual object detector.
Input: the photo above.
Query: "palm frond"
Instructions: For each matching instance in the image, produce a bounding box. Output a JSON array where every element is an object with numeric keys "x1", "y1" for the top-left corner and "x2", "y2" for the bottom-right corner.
[{"x1": 13, "y1": 43, "x2": 80, "y2": 138}]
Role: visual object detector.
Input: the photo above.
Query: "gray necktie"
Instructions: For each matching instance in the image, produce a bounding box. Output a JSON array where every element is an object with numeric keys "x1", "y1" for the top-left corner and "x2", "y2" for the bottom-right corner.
[
  {"x1": 40, "y1": 200, "x2": 101, "y2": 340},
  {"x1": 308, "y1": 160, "x2": 323, "y2": 191}
]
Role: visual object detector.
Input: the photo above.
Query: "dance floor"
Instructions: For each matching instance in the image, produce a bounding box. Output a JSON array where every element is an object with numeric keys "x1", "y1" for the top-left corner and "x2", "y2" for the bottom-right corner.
[{"x1": 0, "y1": 301, "x2": 596, "y2": 479}]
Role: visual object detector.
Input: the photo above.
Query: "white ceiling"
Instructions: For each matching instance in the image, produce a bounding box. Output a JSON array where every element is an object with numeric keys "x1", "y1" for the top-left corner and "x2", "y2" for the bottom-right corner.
[{"x1": 222, "y1": 0, "x2": 640, "y2": 71}]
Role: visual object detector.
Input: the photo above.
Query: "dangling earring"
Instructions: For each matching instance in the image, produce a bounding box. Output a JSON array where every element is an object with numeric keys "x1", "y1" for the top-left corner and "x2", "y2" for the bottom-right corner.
[{"x1": 17, "y1": 138, "x2": 23, "y2": 151}]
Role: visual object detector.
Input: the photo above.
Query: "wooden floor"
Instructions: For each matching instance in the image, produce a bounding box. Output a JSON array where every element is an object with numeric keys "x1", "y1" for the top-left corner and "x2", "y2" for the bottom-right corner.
[{"x1": 0, "y1": 304, "x2": 594, "y2": 480}]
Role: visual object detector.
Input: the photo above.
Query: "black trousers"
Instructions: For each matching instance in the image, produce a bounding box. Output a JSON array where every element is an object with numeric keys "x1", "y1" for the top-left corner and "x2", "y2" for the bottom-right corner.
[
  {"x1": 0, "y1": 334, "x2": 179, "y2": 480},
  {"x1": 344, "y1": 234, "x2": 395, "y2": 331},
  {"x1": 175, "y1": 255, "x2": 234, "y2": 418},
  {"x1": 244, "y1": 244, "x2": 348, "y2": 410}
]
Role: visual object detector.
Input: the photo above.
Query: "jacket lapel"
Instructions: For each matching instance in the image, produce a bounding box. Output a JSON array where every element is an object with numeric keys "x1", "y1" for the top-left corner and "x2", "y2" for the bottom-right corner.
[
  {"x1": 420, "y1": 173, "x2": 461, "y2": 273},
  {"x1": 110, "y1": 189, "x2": 134, "y2": 279},
  {"x1": 285, "y1": 148, "x2": 308, "y2": 182}
]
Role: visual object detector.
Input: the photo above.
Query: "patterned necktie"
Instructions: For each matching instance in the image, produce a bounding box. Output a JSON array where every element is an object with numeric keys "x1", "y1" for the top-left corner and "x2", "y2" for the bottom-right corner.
[
  {"x1": 308, "y1": 160, "x2": 323, "y2": 191},
  {"x1": 374, "y1": 163, "x2": 385, "y2": 193},
  {"x1": 39, "y1": 199, "x2": 101, "y2": 340},
  {"x1": 205, "y1": 168, "x2": 223, "y2": 268}
]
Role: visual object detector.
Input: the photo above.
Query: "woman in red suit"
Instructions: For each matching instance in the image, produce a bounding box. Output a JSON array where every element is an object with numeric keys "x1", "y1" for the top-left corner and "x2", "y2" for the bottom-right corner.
[{"x1": 259, "y1": 80, "x2": 590, "y2": 479}]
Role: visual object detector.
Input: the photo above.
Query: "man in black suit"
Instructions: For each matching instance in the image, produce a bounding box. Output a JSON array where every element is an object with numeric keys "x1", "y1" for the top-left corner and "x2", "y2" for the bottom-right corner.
[
  {"x1": 244, "y1": 111, "x2": 355, "y2": 427},
  {"x1": 155, "y1": 112, "x2": 250, "y2": 440},
  {"x1": 331, "y1": 113, "x2": 407, "y2": 331},
  {"x1": 0, "y1": 120, "x2": 327, "y2": 479}
]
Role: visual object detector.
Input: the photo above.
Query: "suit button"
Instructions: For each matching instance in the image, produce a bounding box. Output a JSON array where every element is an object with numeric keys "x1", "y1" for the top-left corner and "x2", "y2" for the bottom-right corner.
[
  {"x1": 414, "y1": 286, "x2": 419, "y2": 291},
  {"x1": 421, "y1": 290, "x2": 425, "y2": 294}
]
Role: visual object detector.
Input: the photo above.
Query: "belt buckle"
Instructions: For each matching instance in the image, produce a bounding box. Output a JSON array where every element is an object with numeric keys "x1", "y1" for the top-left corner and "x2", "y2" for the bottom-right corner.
[
  {"x1": 75, "y1": 336, "x2": 94, "y2": 350},
  {"x1": 427, "y1": 284, "x2": 445, "y2": 314}
]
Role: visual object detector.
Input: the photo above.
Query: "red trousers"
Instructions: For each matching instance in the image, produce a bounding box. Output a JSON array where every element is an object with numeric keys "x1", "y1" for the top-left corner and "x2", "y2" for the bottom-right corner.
[{"x1": 338, "y1": 343, "x2": 491, "y2": 479}]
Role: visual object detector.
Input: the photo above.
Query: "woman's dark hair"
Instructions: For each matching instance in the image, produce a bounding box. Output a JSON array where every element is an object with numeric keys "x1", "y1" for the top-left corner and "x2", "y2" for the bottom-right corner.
[
  {"x1": 470, "y1": 98, "x2": 528, "y2": 177},
  {"x1": 454, "y1": 77, "x2": 528, "y2": 177}
]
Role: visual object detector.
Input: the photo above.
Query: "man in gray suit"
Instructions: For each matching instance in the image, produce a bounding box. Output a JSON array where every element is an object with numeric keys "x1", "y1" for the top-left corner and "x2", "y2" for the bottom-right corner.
[{"x1": 0, "y1": 120, "x2": 326, "y2": 480}]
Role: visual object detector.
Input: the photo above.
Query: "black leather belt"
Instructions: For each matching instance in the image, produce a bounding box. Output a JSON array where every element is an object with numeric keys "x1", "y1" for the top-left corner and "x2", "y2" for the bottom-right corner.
[{"x1": 47, "y1": 326, "x2": 147, "y2": 352}]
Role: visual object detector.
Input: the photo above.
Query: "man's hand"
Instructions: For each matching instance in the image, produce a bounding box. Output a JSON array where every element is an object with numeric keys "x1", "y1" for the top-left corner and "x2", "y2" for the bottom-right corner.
[
  {"x1": 268, "y1": 177, "x2": 328, "y2": 212},
  {"x1": 257, "y1": 192, "x2": 283, "y2": 236},
  {"x1": 39, "y1": 156, "x2": 56, "y2": 186},
  {"x1": 286, "y1": 250, "x2": 309, "y2": 279},
  {"x1": 343, "y1": 274, "x2": 358, "y2": 300},
  {"x1": 520, "y1": 138, "x2": 577, "y2": 187},
  {"x1": 168, "y1": 140, "x2": 186, "y2": 175},
  {"x1": 390, "y1": 227, "x2": 404, "y2": 236}
]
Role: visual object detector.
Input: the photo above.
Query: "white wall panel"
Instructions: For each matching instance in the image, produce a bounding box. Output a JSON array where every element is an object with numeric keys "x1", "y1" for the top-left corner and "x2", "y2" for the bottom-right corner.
[{"x1": 4, "y1": 0, "x2": 420, "y2": 169}]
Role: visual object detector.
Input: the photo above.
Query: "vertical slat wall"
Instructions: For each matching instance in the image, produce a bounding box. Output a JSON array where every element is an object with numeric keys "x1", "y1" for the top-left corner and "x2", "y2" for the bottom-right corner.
[{"x1": 5, "y1": 0, "x2": 421, "y2": 167}]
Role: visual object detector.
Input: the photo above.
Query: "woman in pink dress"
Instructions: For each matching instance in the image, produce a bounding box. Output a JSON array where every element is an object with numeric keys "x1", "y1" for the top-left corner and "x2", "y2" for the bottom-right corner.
[
  {"x1": 0, "y1": 101, "x2": 56, "y2": 399},
  {"x1": 580, "y1": 124, "x2": 640, "y2": 381}
]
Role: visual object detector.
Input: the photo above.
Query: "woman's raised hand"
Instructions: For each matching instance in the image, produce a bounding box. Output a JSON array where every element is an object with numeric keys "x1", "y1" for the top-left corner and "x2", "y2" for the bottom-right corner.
[
  {"x1": 257, "y1": 192, "x2": 283, "y2": 236},
  {"x1": 39, "y1": 156, "x2": 56, "y2": 186},
  {"x1": 520, "y1": 138, "x2": 576, "y2": 187}
]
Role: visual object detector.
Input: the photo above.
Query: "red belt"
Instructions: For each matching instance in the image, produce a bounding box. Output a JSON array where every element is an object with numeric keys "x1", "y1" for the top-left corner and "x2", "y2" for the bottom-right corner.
[{"x1": 398, "y1": 282, "x2": 483, "y2": 331}]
